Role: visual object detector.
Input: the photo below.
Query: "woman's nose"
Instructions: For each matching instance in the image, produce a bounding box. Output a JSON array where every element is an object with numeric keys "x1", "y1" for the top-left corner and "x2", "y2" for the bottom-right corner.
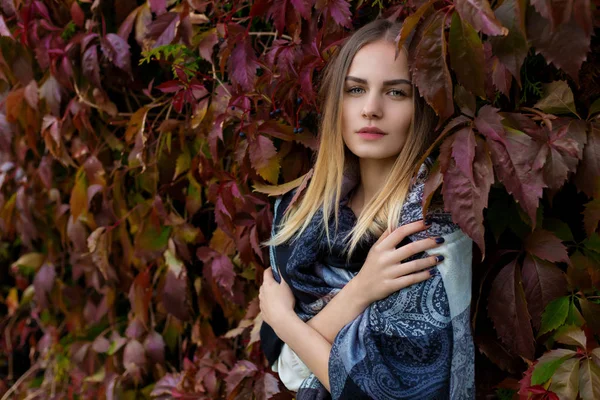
[{"x1": 361, "y1": 94, "x2": 383, "y2": 119}]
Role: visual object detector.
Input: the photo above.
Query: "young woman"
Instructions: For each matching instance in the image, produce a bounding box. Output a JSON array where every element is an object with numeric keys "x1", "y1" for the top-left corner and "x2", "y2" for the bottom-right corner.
[{"x1": 258, "y1": 19, "x2": 474, "y2": 400}]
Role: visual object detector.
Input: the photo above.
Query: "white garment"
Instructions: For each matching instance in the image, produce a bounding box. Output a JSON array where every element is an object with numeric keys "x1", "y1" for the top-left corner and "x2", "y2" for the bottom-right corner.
[{"x1": 271, "y1": 343, "x2": 311, "y2": 391}]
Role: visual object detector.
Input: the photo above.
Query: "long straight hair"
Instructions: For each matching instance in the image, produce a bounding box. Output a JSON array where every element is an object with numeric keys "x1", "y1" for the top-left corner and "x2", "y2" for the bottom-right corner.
[{"x1": 265, "y1": 19, "x2": 439, "y2": 256}]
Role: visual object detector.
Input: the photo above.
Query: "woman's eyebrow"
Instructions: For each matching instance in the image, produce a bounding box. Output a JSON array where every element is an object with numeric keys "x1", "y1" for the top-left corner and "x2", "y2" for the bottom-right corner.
[{"x1": 345, "y1": 76, "x2": 412, "y2": 86}]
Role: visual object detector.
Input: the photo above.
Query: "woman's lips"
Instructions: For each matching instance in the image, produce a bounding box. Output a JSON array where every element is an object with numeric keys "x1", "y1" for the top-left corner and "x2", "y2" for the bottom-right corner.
[{"x1": 357, "y1": 132, "x2": 386, "y2": 140}]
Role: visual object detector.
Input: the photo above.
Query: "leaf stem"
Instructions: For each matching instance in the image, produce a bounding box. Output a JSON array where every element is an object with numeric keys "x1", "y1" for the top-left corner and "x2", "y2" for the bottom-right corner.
[{"x1": 249, "y1": 32, "x2": 293, "y2": 41}]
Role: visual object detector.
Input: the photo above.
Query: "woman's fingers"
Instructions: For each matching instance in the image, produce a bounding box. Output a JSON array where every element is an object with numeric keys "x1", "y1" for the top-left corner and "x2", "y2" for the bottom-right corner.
[
  {"x1": 389, "y1": 254, "x2": 443, "y2": 278},
  {"x1": 263, "y1": 267, "x2": 274, "y2": 282},
  {"x1": 390, "y1": 269, "x2": 433, "y2": 292},
  {"x1": 392, "y1": 236, "x2": 444, "y2": 263},
  {"x1": 380, "y1": 220, "x2": 429, "y2": 249}
]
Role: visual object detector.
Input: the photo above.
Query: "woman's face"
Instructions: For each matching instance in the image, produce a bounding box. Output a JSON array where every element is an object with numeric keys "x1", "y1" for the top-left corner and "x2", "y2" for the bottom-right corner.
[{"x1": 341, "y1": 40, "x2": 414, "y2": 161}]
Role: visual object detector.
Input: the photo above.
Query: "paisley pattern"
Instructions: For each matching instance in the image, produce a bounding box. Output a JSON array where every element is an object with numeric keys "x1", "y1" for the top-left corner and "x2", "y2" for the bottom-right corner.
[{"x1": 270, "y1": 160, "x2": 475, "y2": 399}]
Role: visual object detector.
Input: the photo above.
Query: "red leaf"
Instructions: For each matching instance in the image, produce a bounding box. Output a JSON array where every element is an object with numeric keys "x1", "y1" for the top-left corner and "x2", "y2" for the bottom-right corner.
[
  {"x1": 249, "y1": 135, "x2": 278, "y2": 171},
  {"x1": 521, "y1": 254, "x2": 568, "y2": 330},
  {"x1": 525, "y1": 229, "x2": 569, "y2": 263},
  {"x1": 488, "y1": 259, "x2": 535, "y2": 359},
  {"x1": 225, "y1": 360, "x2": 258, "y2": 395},
  {"x1": 440, "y1": 132, "x2": 493, "y2": 255},
  {"x1": 527, "y1": 7, "x2": 590, "y2": 84},
  {"x1": 573, "y1": 0, "x2": 593, "y2": 37},
  {"x1": 100, "y1": 34, "x2": 132, "y2": 76},
  {"x1": 129, "y1": 269, "x2": 153, "y2": 324},
  {"x1": 228, "y1": 40, "x2": 259, "y2": 91},
  {"x1": 451, "y1": 125, "x2": 476, "y2": 184},
  {"x1": 414, "y1": 11, "x2": 454, "y2": 122},
  {"x1": 70, "y1": 2, "x2": 85, "y2": 28},
  {"x1": 291, "y1": 0, "x2": 314, "y2": 20},
  {"x1": 531, "y1": 0, "x2": 573, "y2": 29},
  {"x1": 575, "y1": 122, "x2": 600, "y2": 197},
  {"x1": 489, "y1": 0, "x2": 528, "y2": 85},
  {"x1": 156, "y1": 80, "x2": 183, "y2": 93},
  {"x1": 149, "y1": 0, "x2": 167, "y2": 15},
  {"x1": 315, "y1": 0, "x2": 352, "y2": 28},
  {"x1": 475, "y1": 107, "x2": 540, "y2": 223},
  {"x1": 150, "y1": 373, "x2": 184, "y2": 400},
  {"x1": 254, "y1": 372, "x2": 281, "y2": 400},
  {"x1": 454, "y1": 0, "x2": 508, "y2": 36},
  {"x1": 211, "y1": 254, "x2": 235, "y2": 296}
]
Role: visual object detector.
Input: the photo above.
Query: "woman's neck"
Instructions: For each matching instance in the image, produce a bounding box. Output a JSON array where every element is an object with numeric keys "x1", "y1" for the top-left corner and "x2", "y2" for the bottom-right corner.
[{"x1": 350, "y1": 157, "x2": 396, "y2": 216}]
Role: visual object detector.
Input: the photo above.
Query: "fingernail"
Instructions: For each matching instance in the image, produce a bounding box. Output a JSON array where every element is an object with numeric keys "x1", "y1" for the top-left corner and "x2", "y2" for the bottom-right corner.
[
  {"x1": 429, "y1": 267, "x2": 439, "y2": 277},
  {"x1": 435, "y1": 255, "x2": 445, "y2": 262},
  {"x1": 435, "y1": 237, "x2": 445, "y2": 244}
]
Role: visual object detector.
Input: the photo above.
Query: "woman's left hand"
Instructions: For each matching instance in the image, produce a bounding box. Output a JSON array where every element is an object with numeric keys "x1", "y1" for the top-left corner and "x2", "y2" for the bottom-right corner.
[{"x1": 259, "y1": 268, "x2": 296, "y2": 331}]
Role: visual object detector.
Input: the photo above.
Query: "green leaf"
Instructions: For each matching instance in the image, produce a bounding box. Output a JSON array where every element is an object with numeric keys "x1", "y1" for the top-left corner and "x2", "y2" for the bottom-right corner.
[
  {"x1": 589, "y1": 97, "x2": 600, "y2": 118},
  {"x1": 549, "y1": 357, "x2": 580, "y2": 400},
  {"x1": 534, "y1": 81, "x2": 579, "y2": 116},
  {"x1": 580, "y1": 358, "x2": 600, "y2": 400},
  {"x1": 449, "y1": 13, "x2": 485, "y2": 97},
  {"x1": 539, "y1": 296, "x2": 569, "y2": 335},
  {"x1": 532, "y1": 352, "x2": 575, "y2": 385},
  {"x1": 564, "y1": 298, "x2": 585, "y2": 327},
  {"x1": 555, "y1": 325, "x2": 586, "y2": 348}
]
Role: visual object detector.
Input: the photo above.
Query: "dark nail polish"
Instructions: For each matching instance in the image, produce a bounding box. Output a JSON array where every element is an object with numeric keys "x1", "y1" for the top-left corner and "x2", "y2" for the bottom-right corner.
[
  {"x1": 429, "y1": 267, "x2": 439, "y2": 277},
  {"x1": 424, "y1": 218, "x2": 432, "y2": 226},
  {"x1": 436, "y1": 255, "x2": 445, "y2": 262},
  {"x1": 435, "y1": 237, "x2": 445, "y2": 244}
]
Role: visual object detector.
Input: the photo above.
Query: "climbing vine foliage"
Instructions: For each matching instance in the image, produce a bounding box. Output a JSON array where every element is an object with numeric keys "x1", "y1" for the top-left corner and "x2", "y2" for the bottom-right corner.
[{"x1": 0, "y1": 0, "x2": 599, "y2": 398}]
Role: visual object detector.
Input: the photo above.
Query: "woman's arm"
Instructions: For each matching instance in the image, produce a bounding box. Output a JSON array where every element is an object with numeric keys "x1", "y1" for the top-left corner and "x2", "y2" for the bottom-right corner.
[
  {"x1": 274, "y1": 312, "x2": 333, "y2": 391},
  {"x1": 260, "y1": 268, "x2": 333, "y2": 391},
  {"x1": 307, "y1": 220, "x2": 444, "y2": 343}
]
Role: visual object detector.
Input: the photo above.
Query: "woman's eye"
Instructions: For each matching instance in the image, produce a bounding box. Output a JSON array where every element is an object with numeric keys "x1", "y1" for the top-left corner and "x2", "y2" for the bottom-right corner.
[
  {"x1": 346, "y1": 87, "x2": 365, "y2": 94},
  {"x1": 389, "y1": 89, "x2": 407, "y2": 97}
]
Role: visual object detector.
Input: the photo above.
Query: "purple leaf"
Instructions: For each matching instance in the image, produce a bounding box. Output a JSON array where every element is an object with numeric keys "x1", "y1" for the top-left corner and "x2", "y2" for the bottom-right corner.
[
  {"x1": 228, "y1": 40, "x2": 259, "y2": 91},
  {"x1": 488, "y1": 259, "x2": 535, "y2": 359},
  {"x1": 454, "y1": 0, "x2": 509, "y2": 36},
  {"x1": 144, "y1": 331, "x2": 165, "y2": 364},
  {"x1": 148, "y1": 11, "x2": 180, "y2": 48},
  {"x1": 82, "y1": 45, "x2": 102, "y2": 88},
  {"x1": 100, "y1": 34, "x2": 132, "y2": 76},
  {"x1": 33, "y1": 263, "x2": 56, "y2": 309}
]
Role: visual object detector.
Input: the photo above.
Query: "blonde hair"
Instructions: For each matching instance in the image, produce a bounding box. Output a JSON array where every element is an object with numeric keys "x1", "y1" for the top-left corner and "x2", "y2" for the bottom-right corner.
[{"x1": 265, "y1": 19, "x2": 439, "y2": 257}]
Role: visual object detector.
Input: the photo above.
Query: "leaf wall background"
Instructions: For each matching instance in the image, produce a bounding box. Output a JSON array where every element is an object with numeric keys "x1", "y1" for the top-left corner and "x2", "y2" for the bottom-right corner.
[{"x1": 0, "y1": 0, "x2": 599, "y2": 398}]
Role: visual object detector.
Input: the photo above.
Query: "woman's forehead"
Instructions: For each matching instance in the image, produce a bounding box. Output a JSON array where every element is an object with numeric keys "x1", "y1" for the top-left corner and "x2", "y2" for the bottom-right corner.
[{"x1": 346, "y1": 41, "x2": 410, "y2": 81}]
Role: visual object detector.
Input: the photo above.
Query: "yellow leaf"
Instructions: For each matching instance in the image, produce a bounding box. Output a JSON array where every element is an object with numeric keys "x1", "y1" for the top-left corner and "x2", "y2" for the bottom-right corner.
[
  {"x1": 173, "y1": 149, "x2": 191, "y2": 181},
  {"x1": 256, "y1": 155, "x2": 280, "y2": 184},
  {"x1": 125, "y1": 106, "x2": 149, "y2": 143},
  {"x1": 191, "y1": 98, "x2": 208, "y2": 129},
  {"x1": 11, "y1": 252, "x2": 45, "y2": 272},
  {"x1": 70, "y1": 168, "x2": 88, "y2": 221}
]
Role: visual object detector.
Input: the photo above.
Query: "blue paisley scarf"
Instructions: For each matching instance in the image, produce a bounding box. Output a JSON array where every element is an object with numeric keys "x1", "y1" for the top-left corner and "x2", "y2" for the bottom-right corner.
[{"x1": 260, "y1": 160, "x2": 475, "y2": 399}]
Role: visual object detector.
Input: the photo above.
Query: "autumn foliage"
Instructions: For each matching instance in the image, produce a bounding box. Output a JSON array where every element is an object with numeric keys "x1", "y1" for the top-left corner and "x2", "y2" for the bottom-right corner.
[{"x1": 0, "y1": 0, "x2": 599, "y2": 399}]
